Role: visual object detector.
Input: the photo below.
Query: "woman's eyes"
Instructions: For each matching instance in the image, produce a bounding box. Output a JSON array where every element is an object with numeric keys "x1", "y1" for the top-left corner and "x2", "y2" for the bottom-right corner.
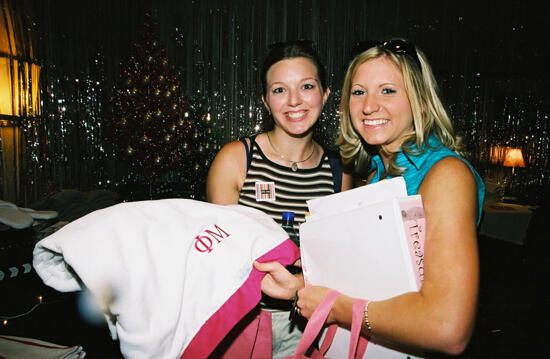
[
  {"x1": 351, "y1": 87, "x2": 396, "y2": 95},
  {"x1": 271, "y1": 83, "x2": 316, "y2": 94}
]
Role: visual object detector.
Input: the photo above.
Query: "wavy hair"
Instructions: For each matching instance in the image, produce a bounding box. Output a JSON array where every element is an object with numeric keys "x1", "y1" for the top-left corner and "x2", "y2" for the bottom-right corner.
[{"x1": 336, "y1": 38, "x2": 458, "y2": 178}]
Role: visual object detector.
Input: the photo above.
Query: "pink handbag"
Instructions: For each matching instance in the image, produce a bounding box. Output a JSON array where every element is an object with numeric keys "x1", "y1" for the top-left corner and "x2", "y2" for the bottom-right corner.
[
  {"x1": 286, "y1": 290, "x2": 368, "y2": 359},
  {"x1": 212, "y1": 308, "x2": 273, "y2": 359}
]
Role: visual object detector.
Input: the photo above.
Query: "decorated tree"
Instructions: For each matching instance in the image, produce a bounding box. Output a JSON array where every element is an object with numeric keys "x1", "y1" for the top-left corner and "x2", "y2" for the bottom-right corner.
[
  {"x1": 111, "y1": 13, "x2": 195, "y2": 198},
  {"x1": 152, "y1": 90, "x2": 219, "y2": 201},
  {"x1": 174, "y1": 90, "x2": 219, "y2": 197}
]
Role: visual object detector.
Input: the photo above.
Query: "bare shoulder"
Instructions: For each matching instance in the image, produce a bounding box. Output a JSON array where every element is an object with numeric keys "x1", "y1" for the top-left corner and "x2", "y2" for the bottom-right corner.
[
  {"x1": 215, "y1": 139, "x2": 248, "y2": 160},
  {"x1": 419, "y1": 155, "x2": 478, "y2": 223},
  {"x1": 208, "y1": 139, "x2": 248, "y2": 180},
  {"x1": 206, "y1": 139, "x2": 248, "y2": 204},
  {"x1": 424, "y1": 156, "x2": 476, "y2": 188}
]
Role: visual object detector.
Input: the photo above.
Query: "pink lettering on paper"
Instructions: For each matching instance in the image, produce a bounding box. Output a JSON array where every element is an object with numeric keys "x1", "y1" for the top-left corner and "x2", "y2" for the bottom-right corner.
[{"x1": 400, "y1": 196, "x2": 426, "y2": 289}]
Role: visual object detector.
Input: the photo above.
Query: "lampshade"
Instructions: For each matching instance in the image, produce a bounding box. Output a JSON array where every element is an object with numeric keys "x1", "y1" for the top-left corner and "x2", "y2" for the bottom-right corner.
[{"x1": 502, "y1": 148, "x2": 526, "y2": 168}]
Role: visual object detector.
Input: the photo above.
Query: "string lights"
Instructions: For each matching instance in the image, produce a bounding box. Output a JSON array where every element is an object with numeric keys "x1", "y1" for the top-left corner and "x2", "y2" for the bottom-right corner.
[{"x1": 0, "y1": 294, "x2": 62, "y2": 327}]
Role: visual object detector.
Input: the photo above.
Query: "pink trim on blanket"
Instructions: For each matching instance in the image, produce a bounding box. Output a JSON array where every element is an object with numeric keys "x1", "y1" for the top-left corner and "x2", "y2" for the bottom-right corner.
[{"x1": 180, "y1": 239, "x2": 300, "y2": 358}]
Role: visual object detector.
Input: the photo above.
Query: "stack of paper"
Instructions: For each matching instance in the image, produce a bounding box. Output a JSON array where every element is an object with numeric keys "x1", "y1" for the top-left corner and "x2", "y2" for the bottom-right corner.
[
  {"x1": 0, "y1": 335, "x2": 85, "y2": 359},
  {"x1": 300, "y1": 177, "x2": 426, "y2": 358}
]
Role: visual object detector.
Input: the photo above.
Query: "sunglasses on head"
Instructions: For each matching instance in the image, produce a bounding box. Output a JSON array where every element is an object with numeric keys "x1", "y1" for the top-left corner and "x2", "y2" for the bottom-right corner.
[{"x1": 352, "y1": 39, "x2": 421, "y2": 68}]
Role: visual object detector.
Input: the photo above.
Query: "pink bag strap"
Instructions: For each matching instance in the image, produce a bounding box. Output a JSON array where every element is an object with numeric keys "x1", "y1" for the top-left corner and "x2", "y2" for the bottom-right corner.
[
  {"x1": 291, "y1": 290, "x2": 341, "y2": 357},
  {"x1": 317, "y1": 324, "x2": 337, "y2": 355},
  {"x1": 349, "y1": 299, "x2": 369, "y2": 359},
  {"x1": 318, "y1": 299, "x2": 369, "y2": 358}
]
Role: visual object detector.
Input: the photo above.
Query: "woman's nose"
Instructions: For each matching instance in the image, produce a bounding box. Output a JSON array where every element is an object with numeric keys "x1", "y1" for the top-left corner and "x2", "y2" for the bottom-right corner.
[
  {"x1": 363, "y1": 95, "x2": 379, "y2": 114},
  {"x1": 288, "y1": 89, "x2": 302, "y2": 106}
]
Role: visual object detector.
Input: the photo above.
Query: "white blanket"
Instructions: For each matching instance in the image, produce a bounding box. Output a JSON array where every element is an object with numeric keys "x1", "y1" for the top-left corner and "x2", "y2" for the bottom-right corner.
[{"x1": 33, "y1": 199, "x2": 299, "y2": 359}]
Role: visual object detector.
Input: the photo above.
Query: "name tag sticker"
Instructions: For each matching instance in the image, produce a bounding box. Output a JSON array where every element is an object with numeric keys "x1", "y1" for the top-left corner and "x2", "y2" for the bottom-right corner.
[{"x1": 255, "y1": 181, "x2": 276, "y2": 201}]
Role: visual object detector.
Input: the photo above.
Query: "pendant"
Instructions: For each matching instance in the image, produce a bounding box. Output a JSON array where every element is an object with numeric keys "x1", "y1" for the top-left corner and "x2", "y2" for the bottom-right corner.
[{"x1": 291, "y1": 162, "x2": 298, "y2": 171}]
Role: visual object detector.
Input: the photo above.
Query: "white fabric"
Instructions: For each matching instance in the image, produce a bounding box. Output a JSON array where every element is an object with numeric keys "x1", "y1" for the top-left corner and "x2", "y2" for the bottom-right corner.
[
  {"x1": 33, "y1": 199, "x2": 290, "y2": 359},
  {"x1": 20, "y1": 207, "x2": 59, "y2": 219},
  {"x1": 0, "y1": 200, "x2": 34, "y2": 228},
  {"x1": 0, "y1": 199, "x2": 58, "y2": 228}
]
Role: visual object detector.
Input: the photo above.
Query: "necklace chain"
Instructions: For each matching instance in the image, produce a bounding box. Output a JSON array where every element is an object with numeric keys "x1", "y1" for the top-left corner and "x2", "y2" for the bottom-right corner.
[{"x1": 266, "y1": 132, "x2": 315, "y2": 171}]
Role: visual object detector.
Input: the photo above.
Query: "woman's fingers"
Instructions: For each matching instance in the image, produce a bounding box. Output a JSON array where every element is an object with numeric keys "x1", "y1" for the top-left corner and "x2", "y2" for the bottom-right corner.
[{"x1": 253, "y1": 260, "x2": 284, "y2": 272}]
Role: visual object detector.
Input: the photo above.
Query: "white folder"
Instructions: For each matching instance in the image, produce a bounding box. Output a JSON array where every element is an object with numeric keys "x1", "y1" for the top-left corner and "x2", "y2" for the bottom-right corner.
[{"x1": 300, "y1": 177, "x2": 425, "y2": 358}]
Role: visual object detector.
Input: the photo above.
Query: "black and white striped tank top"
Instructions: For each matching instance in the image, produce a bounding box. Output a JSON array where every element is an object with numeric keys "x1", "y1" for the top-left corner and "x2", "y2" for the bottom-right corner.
[{"x1": 238, "y1": 137, "x2": 336, "y2": 231}]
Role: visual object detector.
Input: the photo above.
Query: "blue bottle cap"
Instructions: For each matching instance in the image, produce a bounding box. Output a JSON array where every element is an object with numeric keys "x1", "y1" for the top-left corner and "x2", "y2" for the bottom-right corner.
[{"x1": 282, "y1": 211, "x2": 295, "y2": 221}]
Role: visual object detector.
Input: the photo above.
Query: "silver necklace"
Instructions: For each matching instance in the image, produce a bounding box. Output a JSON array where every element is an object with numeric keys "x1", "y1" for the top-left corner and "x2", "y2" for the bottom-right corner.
[{"x1": 266, "y1": 132, "x2": 315, "y2": 171}]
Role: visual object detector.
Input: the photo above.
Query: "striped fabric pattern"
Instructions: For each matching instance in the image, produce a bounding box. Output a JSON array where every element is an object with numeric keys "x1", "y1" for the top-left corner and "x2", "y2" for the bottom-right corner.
[{"x1": 238, "y1": 140, "x2": 335, "y2": 230}]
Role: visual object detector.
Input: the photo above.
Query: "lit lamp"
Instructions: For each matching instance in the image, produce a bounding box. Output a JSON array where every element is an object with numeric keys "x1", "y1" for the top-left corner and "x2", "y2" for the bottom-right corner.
[
  {"x1": 487, "y1": 146, "x2": 526, "y2": 200},
  {"x1": 502, "y1": 148, "x2": 526, "y2": 174},
  {"x1": 501, "y1": 147, "x2": 526, "y2": 201}
]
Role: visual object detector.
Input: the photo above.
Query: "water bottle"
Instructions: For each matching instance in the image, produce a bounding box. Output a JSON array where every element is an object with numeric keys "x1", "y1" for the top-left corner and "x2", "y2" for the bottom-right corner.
[
  {"x1": 260, "y1": 211, "x2": 302, "y2": 309},
  {"x1": 281, "y1": 211, "x2": 299, "y2": 247},
  {"x1": 281, "y1": 211, "x2": 302, "y2": 275}
]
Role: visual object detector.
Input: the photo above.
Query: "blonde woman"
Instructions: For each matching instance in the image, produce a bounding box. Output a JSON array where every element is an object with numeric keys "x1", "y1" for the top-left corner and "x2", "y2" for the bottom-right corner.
[{"x1": 255, "y1": 38, "x2": 485, "y2": 356}]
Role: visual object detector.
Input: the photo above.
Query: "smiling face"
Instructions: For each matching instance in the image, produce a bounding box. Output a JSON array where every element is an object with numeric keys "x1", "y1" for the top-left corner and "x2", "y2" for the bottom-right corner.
[
  {"x1": 349, "y1": 56, "x2": 414, "y2": 153},
  {"x1": 262, "y1": 57, "x2": 329, "y2": 136}
]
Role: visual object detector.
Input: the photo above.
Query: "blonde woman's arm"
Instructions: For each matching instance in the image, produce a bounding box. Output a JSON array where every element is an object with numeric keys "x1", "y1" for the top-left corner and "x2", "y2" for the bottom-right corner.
[{"x1": 297, "y1": 156, "x2": 479, "y2": 355}]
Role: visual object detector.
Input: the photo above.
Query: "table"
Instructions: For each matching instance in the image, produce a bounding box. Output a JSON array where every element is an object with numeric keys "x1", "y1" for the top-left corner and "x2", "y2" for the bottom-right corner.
[{"x1": 479, "y1": 202, "x2": 534, "y2": 245}]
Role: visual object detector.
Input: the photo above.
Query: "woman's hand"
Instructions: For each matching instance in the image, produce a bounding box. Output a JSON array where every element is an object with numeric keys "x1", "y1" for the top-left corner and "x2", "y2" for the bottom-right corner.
[
  {"x1": 296, "y1": 285, "x2": 333, "y2": 321},
  {"x1": 253, "y1": 261, "x2": 304, "y2": 300}
]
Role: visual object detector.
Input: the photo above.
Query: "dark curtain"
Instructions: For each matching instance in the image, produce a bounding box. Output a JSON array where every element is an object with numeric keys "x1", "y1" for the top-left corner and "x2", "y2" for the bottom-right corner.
[{"x1": 1, "y1": 0, "x2": 548, "y2": 204}]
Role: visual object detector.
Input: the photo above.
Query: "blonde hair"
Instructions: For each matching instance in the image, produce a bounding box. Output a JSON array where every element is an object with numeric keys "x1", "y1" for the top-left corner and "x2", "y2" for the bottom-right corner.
[{"x1": 336, "y1": 39, "x2": 458, "y2": 178}]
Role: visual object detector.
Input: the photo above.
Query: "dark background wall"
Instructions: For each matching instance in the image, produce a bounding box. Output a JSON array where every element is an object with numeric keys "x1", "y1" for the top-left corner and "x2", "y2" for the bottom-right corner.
[{"x1": 1, "y1": 0, "x2": 549, "y2": 203}]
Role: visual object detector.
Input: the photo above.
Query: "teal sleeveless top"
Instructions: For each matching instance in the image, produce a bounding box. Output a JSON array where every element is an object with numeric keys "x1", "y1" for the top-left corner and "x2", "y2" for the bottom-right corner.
[{"x1": 369, "y1": 136, "x2": 485, "y2": 225}]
